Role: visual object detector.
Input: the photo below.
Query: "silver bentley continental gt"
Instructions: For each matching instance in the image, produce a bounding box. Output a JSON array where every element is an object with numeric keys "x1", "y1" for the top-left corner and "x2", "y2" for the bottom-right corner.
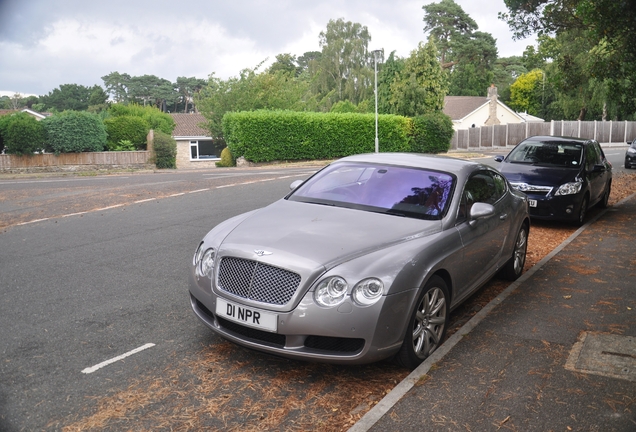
[{"x1": 189, "y1": 153, "x2": 530, "y2": 369}]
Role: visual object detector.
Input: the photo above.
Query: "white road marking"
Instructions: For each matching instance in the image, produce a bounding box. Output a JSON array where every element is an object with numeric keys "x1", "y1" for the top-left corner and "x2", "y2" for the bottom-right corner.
[
  {"x1": 81, "y1": 343, "x2": 155, "y2": 374},
  {"x1": 12, "y1": 173, "x2": 312, "y2": 226}
]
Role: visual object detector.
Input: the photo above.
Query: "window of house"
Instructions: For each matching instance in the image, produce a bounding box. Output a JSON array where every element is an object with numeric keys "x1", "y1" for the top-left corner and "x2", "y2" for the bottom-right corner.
[{"x1": 189, "y1": 140, "x2": 226, "y2": 160}]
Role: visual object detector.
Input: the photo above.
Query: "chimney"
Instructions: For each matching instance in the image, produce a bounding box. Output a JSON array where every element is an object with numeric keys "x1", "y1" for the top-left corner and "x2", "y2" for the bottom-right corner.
[{"x1": 484, "y1": 84, "x2": 500, "y2": 126}]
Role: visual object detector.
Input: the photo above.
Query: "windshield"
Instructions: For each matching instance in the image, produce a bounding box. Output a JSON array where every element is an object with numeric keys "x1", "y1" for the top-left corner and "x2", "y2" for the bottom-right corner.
[
  {"x1": 288, "y1": 162, "x2": 455, "y2": 220},
  {"x1": 507, "y1": 140, "x2": 583, "y2": 167}
]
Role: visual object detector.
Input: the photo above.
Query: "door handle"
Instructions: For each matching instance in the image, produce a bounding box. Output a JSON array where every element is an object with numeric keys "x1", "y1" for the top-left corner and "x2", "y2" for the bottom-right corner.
[{"x1": 499, "y1": 213, "x2": 508, "y2": 221}]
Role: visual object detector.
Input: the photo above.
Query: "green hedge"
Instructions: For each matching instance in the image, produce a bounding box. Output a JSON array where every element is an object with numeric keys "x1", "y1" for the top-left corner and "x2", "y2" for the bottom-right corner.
[
  {"x1": 222, "y1": 110, "x2": 412, "y2": 163},
  {"x1": 104, "y1": 115, "x2": 149, "y2": 150},
  {"x1": 42, "y1": 111, "x2": 106, "y2": 154},
  {"x1": 1, "y1": 113, "x2": 46, "y2": 155}
]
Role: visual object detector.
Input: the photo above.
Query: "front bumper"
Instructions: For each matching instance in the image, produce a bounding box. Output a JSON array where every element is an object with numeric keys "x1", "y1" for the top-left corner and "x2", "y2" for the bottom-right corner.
[
  {"x1": 525, "y1": 192, "x2": 585, "y2": 221},
  {"x1": 188, "y1": 269, "x2": 418, "y2": 365}
]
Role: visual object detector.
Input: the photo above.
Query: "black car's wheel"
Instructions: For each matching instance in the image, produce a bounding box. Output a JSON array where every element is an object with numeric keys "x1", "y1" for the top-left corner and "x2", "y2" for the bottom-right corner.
[
  {"x1": 502, "y1": 223, "x2": 528, "y2": 281},
  {"x1": 396, "y1": 276, "x2": 449, "y2": 370},
  {"x1": 575, "y1": 195, "x2": 589, "y2": 226},
  {"x1": 598, "y1": 182, "x2": 611, "y2": 209}
]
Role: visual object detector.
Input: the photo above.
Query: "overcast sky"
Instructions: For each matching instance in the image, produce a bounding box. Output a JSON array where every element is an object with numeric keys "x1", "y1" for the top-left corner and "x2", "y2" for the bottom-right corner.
[{"x1": 0, "y1": 0, "x2": 537, "y2": 97}]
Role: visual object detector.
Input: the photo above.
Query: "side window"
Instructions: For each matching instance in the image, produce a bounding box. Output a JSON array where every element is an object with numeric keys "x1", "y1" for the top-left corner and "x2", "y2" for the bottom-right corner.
[
  {"x1": 491, "y1": 172, "x2": 507, "y2": 201},
  {"x1": 585, "y1": 143, "x2": 601, "y2": 170},
  {"x1": 465, "y1": 171, "x2": 496, "y2": 204},
  {"x1": 457, "y1": 171, "x2": 501, "y2": 222}
]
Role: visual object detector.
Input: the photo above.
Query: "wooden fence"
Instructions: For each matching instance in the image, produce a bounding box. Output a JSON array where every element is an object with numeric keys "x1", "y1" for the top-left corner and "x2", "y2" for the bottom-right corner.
[
  {"x1": 0, "y1": 151, "x2": 151, "y2": 171},
  {"x1": 451, "y1": 120, "x2": 636, "y2": 150}
]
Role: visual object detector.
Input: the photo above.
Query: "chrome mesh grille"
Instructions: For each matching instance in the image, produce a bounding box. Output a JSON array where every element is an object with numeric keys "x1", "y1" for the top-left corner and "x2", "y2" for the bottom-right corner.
[{"x1": 217, "y1": 257, "x2": 301, "y2": 305}]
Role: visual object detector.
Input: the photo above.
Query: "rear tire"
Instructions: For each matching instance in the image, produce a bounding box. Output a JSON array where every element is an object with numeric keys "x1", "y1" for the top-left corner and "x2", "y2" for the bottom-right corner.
[
  {"x1": 396, "y1": 276, "x2": 449, "y2": 370},
  {"x1": 502, "y1": 223, "x2": 528, "y2": 281}
]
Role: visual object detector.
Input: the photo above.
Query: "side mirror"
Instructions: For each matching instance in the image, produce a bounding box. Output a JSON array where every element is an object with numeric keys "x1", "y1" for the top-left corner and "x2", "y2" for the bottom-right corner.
[
  {"x1": 469, "y1": 202, "x2": 495, "y2": 225},
  {"x1": 290, "y1": 179, "x2": 304, "y2": 191},
  {"x1": 494, "y1": 155, "x2": 505, "y2": 162},
  {"x1": 591, "y1": 164, "x2": 605, "y2": 173}
]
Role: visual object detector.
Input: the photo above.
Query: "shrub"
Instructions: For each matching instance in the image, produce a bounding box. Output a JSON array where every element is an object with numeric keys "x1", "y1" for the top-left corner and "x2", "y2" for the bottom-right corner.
[
  {"x1": 2, "y1": 113, "x2": 46, "y2": 155},
  {"x1": 111, "y1": 139, "x2": 136, "y2": 151},
  {"x1": 215, "y1": 147, "x2": 235, "y2": 167},
  {"x1": 410, "y1": 112, "x2": 454, "y2": 154},
  {"x1": 152, "y1": 130, "x2": 177, "y2": 169},
  {"x1": 107, "y1": 104, "x2": 175, "y2": 135},
  {"x1": 104, "y1": 115, "x2": 149, "y2": 150},
  {"x1": 42, "y1": 111, "x2": 106, "y2": 154}
]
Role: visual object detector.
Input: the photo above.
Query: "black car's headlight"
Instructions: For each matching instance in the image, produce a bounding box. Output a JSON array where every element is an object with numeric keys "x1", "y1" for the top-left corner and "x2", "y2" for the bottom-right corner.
[
  {"x1": 352, "y1": 278, "x2": 384, "y2": 306},
  {"x1": 555, "y1": 181, "x2": 583, "y2": 196},
  {"x1": 314, "y1": 276, "x2": 348, "y2": 307},
  {"x1": 193, "y1": 242, "x2": 215, "y2": 278}
]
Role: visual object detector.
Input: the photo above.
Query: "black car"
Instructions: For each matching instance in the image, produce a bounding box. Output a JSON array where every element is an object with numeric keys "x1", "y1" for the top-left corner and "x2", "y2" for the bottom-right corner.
[
  {"x1": 625, "y1": 140, "x2": 636, "y2": 169},
  {"x1": 495, "y1": 136, "x2": 612, "y2": 225}
]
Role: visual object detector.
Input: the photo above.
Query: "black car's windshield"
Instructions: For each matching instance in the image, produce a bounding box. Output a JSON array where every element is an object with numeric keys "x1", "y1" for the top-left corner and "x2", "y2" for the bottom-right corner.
[
  {"x1": 507, "y1": 141, "x2": 583, "y2": 167},
  {"x1": 288, "y1": 162, "x2": 455, "y2": 220}
]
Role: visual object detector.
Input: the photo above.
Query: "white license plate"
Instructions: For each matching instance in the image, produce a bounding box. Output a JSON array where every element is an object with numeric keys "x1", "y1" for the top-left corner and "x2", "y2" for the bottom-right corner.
[
  {"x1": 528, "y1": 199, "x2": 537, "y2": 208},
  {"x1": 216, "y1": 298, "x2": 278, "y2": 332}
]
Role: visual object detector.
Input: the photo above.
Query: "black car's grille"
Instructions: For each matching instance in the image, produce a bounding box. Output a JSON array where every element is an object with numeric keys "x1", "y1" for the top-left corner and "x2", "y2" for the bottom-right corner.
[{"x1": 217, "y1": 257, "x2": 301, "y2": 305}]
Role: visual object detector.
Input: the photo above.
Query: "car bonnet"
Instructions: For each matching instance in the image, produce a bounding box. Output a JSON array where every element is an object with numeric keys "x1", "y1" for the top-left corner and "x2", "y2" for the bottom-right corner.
[
  {"x1": 218, "y1": 198, "x2": 442, "y2": 272},
  {"x1": 498, "y1": 161, "x2": 580, "y2": 187}
]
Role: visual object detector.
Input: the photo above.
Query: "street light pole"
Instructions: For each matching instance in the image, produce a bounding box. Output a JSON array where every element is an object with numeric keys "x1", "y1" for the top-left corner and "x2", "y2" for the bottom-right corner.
[{"x1": 372, "y1": 50, "x2": 382, "y2": 153}]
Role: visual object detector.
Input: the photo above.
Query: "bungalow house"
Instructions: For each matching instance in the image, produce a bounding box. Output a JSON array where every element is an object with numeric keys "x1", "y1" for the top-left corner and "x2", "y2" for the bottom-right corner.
[
  {"x1": 171, "y1": 113, "x2": 225, "y2": 169},
  {"x1": 443, "y1": 86, "x2": 543, "y2": 130}
]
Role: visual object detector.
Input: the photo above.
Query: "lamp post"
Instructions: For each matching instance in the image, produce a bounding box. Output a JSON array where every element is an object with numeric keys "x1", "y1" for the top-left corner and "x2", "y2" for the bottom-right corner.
[{"x1": 372, "y1": 49, "x2": 382, "y2": 153}]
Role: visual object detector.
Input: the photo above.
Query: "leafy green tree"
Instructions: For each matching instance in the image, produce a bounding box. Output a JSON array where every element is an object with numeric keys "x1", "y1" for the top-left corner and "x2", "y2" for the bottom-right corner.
[
  {"x1": 1, "y1": 113, "x2": 45, "y2": 155},
  {"x1": 296, "y1": 51, "x2": 322, "y2": 75},
  {"x1": 315, "y1": 18, "x2": 373, "y2": 105},
  {"x1": 448, "y1": 31, "x2": 498, "y2": 96},
  {"x1": 389, "y1": 39, "x2": 448, "y2": 117},
  {"x1": 267, "y1": 54, "x2": 301, "y2": 76},
  {"x1": 39, "y1": 84, "x2": 105, "y2": 111},
  {"x1": 102, "y1": 72, "x2": 132, "y2": 103},
  {"x1": 509, "y1": 69, "x2": 544, "y2": 115},
  {"x1": 422, "y1": 0, "x2": 477, "y2": 66},
  {"x1": 377, "y1": 51, "x2": 405, "y2": 114},
  {"x1": 196, "y1": 67, "x2": 313, "y2": 137},
  {"x1": 43, "y1": 111, "x2": 107, "y2": 153},
  {"x1": 175, "y1": 76, "x2": 207, "y2": 113},
  {"x1": 330, "y1": 100, "x2": 358, "y2": 113},
  {"x1": 500, "y1": 0, "x2": 636, "y2": 118}
]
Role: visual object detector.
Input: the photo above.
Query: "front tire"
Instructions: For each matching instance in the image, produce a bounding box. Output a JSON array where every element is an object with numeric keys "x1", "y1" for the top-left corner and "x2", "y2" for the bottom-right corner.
[
  {"x1": 575, "y1": 195, "x2": 589, "y2": 226},
  {"x1": 502, "y1": 223, "x2": 528, "y2": 281},
  {"x1": 396, "y1": 276, "x2": 449, "y2": 370}
]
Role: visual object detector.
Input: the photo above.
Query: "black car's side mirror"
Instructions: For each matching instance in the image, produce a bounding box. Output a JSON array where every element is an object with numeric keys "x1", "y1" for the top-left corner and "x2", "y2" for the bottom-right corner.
[
  {"x1": 494, "y1": 155, "x2": 505, "y2": 162},
  {"x1": 591, "y1": 164, "x2": 606, "y2": 173}
]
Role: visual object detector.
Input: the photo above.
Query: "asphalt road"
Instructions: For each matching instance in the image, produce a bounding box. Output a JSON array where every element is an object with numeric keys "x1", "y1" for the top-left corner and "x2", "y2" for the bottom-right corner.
[{"x1": 0, "y1": 167, "x2": 317, "y2": 431}]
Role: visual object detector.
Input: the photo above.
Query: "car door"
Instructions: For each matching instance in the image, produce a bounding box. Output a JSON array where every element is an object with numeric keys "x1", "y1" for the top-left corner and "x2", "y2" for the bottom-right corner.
[{"x1": 453, "y1": 170, "x2": 512, "y2": 303}]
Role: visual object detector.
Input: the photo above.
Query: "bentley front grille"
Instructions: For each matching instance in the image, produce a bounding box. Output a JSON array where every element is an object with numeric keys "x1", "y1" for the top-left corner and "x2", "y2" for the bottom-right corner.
[{"x1": 217, "y1": 257, "x2": 301, "y2": 305}]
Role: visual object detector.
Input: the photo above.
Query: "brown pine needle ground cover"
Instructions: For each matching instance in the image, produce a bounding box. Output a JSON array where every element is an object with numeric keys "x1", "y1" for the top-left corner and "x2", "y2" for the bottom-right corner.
[{"x1": 57, "y1": 172, "x2": 636, "y2": 432}]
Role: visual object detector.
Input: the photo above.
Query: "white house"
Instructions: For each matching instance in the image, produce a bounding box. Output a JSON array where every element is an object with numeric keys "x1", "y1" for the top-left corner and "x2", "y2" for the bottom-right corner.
[{"x1": 443, "y1": 86, "x2": 543, "y2": 130}]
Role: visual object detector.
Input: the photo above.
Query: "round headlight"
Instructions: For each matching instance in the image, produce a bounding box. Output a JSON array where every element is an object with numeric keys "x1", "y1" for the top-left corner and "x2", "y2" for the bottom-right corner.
[
  {"x1": 193, "y1": 242, "x2": 205, "y2": 266},
  {"x1": 352, "y1": 278, "x2": 384, "y2": 306},
  {"x1": 314, "y1": 276, "x2": 348, "y2": 307},
  {"x1": 197, "y1": 248, "x2": 215, "y2": 278}
]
